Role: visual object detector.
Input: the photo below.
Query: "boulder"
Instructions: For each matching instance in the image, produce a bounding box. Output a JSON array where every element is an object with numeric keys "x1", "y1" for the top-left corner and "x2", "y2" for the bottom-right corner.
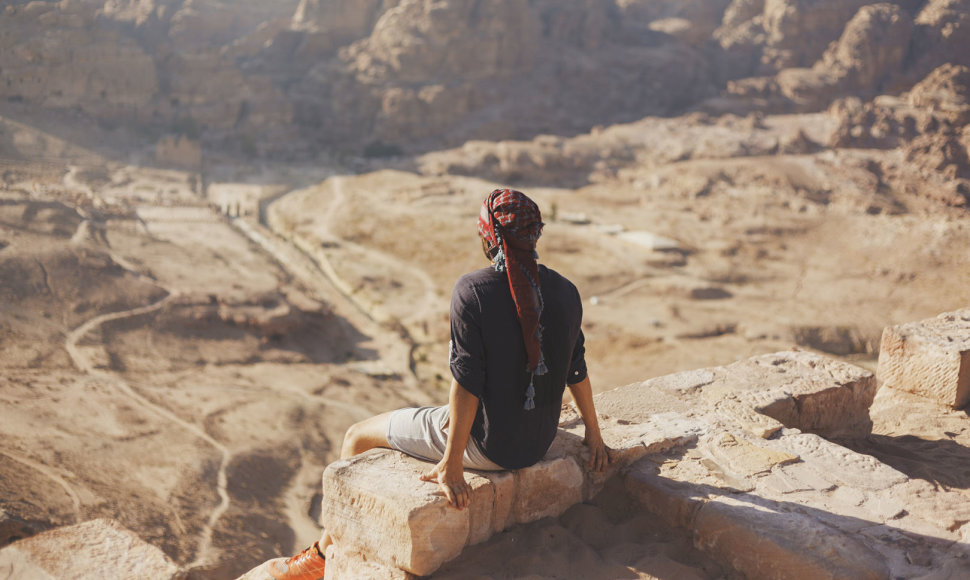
[
  {"x1": 878, "y1": 309, "x2": 970, "y2": 409},
  {"x1": 0, "y1": 518, "x2": 183, "y2": 580}
]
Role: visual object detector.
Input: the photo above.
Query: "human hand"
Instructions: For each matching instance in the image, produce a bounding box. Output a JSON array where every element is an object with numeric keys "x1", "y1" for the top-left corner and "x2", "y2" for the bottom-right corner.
[
  {"x1": 420, "y1": 458, "x2": 471, "y2": 509},
  {"x1": 584, "y1": 432, "x2": 612, "y2": 473}
]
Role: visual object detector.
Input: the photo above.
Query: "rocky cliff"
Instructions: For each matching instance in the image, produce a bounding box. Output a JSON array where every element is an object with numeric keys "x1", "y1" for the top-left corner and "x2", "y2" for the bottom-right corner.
[{"x1": 2, "y1": 0, "x2": 967, "y2": 156}]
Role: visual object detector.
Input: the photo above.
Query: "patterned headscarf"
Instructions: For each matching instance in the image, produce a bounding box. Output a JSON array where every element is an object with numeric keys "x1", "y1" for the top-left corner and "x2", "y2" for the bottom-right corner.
[{"x1": 478, "y1": 188, "x2": 547, "y2": 410}]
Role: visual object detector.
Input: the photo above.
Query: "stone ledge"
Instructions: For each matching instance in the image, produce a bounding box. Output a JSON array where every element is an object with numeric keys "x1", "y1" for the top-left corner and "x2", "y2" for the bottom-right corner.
[
  {"x1": 0, "y1": 518, "x2": 183, "y2": 580},
  {"x1": 878, "y1": 308, "x2": 970, "y2": 409},
  {"x1": 318, "y1": 413, "x2": 698, "y2": 577},
  {"x1": 316, "y1": 350, "x2": 878, "y2": 578},
  {"x1": 605, "y1": 345, "x2": 970, "y2": 580},
  {"x1": 625, "y1": 464, "x2": 890, "y2": 580}
]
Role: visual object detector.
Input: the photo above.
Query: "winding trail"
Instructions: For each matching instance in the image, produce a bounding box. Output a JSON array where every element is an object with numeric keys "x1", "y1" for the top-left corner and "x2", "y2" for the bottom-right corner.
[
  {"x1": 249, "y1": 176, "x2": 445, "y2": 397},
  {"x1": 63, "y1": 290, "x2": 233, "y2": 571},
  {"x1": 234, "y1": 195, "x2": 433, "y2": 405},
  {"x1": 55, "y1": 174, "x2": 443, "y2": 569}
]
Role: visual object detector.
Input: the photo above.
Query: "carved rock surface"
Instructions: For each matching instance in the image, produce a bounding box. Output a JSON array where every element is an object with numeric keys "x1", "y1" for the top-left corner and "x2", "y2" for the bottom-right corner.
[
  {"x1": 692, "y1": 493, "x2": 888, "y2": 580},
  {"x1": 0, "y1": 518, "x2": 183, "y2": 580},
  {"x1": 878, "y1": 309, "x2": 970, "y2": 408},
  {"x1": 319, "y1": 450, "x2": 470, "y2": 576},
  {"x1": 610, "y1": 349, "x2": 964, "y2": 579}
]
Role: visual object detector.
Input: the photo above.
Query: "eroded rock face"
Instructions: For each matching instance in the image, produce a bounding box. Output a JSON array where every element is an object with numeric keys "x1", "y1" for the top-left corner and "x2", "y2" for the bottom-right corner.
[
  {"x1": 879, "y1": 309, "x2": 970, "y2": 409},
  {"x1": 0, "y1": 518, "x2": 183, "y2": 580},
  {"x1": 0, "y1": 2, "x2": 158, "y2": 118},
  {"x1": 818, "y1": 3, "x2": 914, "y2": 92},
  {"x1": 908, "y1": 63, "x2": 970, "y2": 120},
  {"x1": 347, "y1": 0, "x2": 540, "y2": 83},
  {"x1": 773, "y1": 4, "x2": 914, "y2": 109},
  {"x1": 761, "y1": 0, "x2": 873, "y2": 69},
  {"x1": 1, "y1": 0, "x2": 968, "y2": 155}
]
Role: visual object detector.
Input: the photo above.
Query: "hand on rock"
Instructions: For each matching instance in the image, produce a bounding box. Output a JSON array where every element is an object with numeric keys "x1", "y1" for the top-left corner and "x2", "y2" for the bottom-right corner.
[
  {"x1": 420, "y1": 458, "x2": 471, "y2": 510},
  {"x1": 584, "y1": 433, "x2": 612, "y2": 473}
]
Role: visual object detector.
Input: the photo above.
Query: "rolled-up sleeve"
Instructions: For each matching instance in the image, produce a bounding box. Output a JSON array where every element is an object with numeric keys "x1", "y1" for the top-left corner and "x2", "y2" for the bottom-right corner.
[
  {"x1": 449, "y1": 281, "x2": 486, "y2": 398},
  {"x1": 567, "y1": 329, "x2": 587, "y2": 385}
]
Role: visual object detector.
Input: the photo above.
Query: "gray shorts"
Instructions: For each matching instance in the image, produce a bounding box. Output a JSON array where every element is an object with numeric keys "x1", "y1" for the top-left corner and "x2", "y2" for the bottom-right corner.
[{"x1": 386, "y1": 406, "x2": 504, "y2": 471}]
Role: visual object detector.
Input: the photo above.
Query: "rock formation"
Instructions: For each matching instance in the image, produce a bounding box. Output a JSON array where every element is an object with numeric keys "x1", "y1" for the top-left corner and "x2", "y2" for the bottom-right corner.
[
  {"x1": 237, "y1": 312, "x2": 970, "y2": 579},
  {"x1": 1, "y1": 0, "x2": 967, "y2": 154},
  {"x1": 0, "y1": 518, "x2": 183, "y2": 579},
  {"x1": 879, "y1": 310, "x2": 970, "y2": 409}
]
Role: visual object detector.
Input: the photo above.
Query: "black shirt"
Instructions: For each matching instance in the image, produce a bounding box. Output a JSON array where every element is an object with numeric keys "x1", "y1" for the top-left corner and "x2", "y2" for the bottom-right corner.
[{"x1": 449, "y1": 265, "x2": 587, "y2": 469}]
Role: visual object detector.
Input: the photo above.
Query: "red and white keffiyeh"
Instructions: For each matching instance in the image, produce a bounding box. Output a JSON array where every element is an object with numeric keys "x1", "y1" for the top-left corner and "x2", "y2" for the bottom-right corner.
[{"x1": 478, "y1": 188, "x2": 547, "y2": 410}]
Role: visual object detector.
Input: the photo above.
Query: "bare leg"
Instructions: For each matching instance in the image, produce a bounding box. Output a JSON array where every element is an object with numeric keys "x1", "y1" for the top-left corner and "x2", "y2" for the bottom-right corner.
[
  {"x1": 339, "y1": 411, "x2": 394, "y2": 459},
  {"x1": 322, "y1": 411, "x2": 396, "y2": 551}
]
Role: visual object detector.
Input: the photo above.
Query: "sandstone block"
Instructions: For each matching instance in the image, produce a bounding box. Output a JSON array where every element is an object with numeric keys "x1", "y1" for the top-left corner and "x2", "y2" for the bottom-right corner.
[
  {"x1": 693, "y1": 495, "x2": 889, "y2": 580},
  {"x1": 511, "y1": 456, "x2": 583, "y2": 525},
  {"x1": 718, "y1": 351, "x2": 877, "y2": 438},
  {"x1": 320, "y1": 451, "x2": 470, "y2": 576},
  {"x1": 0, "y1": 519, "x2": 182, "y2": 580},
  {"x1": 763, "y1": 432, "x2": 907, "y2": 491},
  {"x1": 323, "y1": 544, "x2": 415, "y2": 580},
  {"x1": 878, "y1": 309, "x2": 970, "y2": 409},
  {"x1": 592, "y1": 369, "x2": 714, "y2": 422},
  {"x1": 702, "y1": 432, "x2": 799, "y2": 478},
  {"x1": 483, "y1": 470, "x2": 515, "y2": 535},
  {"x1": 466, "y1": 472, "x2": 495, "y2": 546},
  {"x1": 622, "y1": 459, "x2": 706, "y2": 530}
]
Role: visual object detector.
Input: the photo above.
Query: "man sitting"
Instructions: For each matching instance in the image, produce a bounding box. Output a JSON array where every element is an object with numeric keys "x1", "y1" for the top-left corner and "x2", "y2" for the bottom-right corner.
[{"x1": 268, "y1": 188, "x2": 609, "y2": 580}]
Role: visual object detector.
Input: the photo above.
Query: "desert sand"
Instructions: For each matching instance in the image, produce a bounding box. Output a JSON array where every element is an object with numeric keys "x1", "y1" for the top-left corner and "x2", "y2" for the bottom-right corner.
[{"x1": 3, "y1": 107, "x2": 968, "y2": 578}]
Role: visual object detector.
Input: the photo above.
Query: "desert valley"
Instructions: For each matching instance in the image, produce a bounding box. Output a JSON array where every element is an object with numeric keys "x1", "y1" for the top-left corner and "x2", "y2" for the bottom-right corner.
[{"x1": 1, "y1": 1, "x2": 969, "y2": 578}]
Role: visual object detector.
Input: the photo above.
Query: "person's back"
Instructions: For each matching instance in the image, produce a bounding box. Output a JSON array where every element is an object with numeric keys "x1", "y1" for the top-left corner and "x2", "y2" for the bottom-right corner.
[{"x1": 451, "y1": 265, "x2": 585, "y2": 469}]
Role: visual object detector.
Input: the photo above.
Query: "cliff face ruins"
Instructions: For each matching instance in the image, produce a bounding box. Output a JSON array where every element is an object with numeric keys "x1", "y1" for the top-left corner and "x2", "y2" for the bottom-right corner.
[{"x1": 2, "y1": 0, "x2": 969, "y2": 155}]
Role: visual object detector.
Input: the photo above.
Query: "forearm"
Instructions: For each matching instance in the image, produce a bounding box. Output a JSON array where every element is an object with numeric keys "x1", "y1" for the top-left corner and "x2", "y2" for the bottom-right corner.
[
  {"x1": 567, "y1": 376, "x2": 602, "y2": 440},
  {"x1": 444, "y1": 378, "x2": 479, "y2": 464}
]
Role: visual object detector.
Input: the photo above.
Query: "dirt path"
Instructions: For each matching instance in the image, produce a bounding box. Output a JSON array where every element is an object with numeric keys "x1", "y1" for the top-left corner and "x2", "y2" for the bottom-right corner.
[
  {"x1": 235, "y1": 198, "x2": 432, "y2": 404},
  {"x1": 63, "y1": 290, "x2": 235, "y2": 571}
]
